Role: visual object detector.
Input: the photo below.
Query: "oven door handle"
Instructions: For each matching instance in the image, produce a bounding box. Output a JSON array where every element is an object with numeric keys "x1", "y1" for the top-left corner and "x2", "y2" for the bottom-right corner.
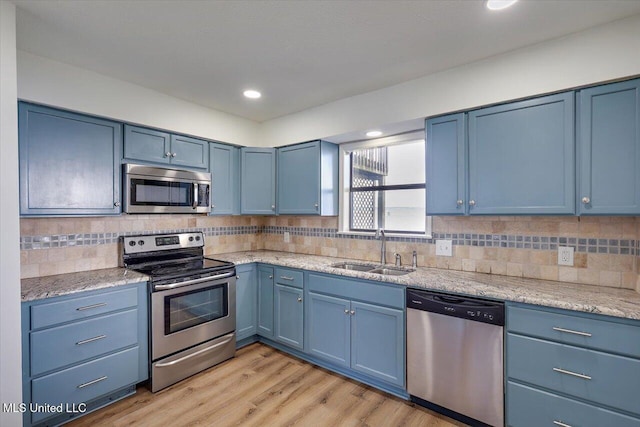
[
  {"x1": 154, "y1": 333, "x2": 235, "y2": 368},
  {"x1": 154, "y1": 271, "x2": 234, "y2": 290}
]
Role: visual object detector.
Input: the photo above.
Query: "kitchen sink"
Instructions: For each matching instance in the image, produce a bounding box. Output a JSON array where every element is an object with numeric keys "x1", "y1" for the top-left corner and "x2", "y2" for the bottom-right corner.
[
  {"x1": 331, "y1": 262, "x2": 415, "y2": 276},
  {"x1": 331, "y1": 262, "x2": 379, "y2": 272}
]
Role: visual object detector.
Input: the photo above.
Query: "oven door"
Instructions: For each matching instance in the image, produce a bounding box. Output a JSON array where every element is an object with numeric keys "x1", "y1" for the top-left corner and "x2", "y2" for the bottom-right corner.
[
  {"x1": 151, "y1": 272, "x2": 236, "y2": 361},
  {"x1": 125, "y1": 174, "x2": 211, "y2": 214}
]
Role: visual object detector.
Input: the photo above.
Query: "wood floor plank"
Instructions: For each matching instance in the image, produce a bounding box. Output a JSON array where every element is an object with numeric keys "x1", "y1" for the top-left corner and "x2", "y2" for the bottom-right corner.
[{"x1": 67, "y1": 343, "x2": 465, "y2": 427}]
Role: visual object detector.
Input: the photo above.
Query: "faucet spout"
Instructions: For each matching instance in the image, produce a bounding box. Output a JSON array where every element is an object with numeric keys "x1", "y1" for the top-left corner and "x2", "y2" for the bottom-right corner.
[{"x1": 378, "y1": 229, "x2": 386, "y2": 265}]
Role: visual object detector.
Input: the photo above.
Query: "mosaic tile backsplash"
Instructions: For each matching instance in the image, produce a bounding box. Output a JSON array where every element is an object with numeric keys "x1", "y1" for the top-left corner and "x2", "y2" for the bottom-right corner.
[{"x1": 20, "y1": 215, "x2": 640, "y2": 292}]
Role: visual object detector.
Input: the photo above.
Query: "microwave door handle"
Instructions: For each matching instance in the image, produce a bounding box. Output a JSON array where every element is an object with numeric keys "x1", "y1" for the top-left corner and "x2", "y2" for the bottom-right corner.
[{"x1": 193, "y1": 183, "x2": 198, "y2": 209}]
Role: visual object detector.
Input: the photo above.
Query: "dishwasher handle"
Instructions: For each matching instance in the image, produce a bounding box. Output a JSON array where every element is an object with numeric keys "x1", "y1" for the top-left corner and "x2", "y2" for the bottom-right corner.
[{"x1": 407, "y1": 288, "x2": 504, "y2": 326}]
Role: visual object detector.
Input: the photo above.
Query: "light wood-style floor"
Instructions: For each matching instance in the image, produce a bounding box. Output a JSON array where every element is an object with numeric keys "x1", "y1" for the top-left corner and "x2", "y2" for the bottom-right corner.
[{"x1": 67, "y1": 343, "x2": 465, "y2": 427}]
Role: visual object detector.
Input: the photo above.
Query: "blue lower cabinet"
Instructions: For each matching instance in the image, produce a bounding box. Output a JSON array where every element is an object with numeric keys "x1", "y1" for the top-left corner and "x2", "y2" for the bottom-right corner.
[
  {"x1": 22, "y1": 283, "x2": 148, "y2": 426},
  {"x1": 257, "y1": 265, "x2": 274, "y2": 338},
  {"x1": 307, "y1": 292, "x2": 351, "y2": 367},
  {"x1": 236, "y1": 264, "x2": 257, "y2": 342},
  {"x1": 350, "y1": 301, "x2": 404, "y2": 387},
  {"x1": 274, "y1": 284, "x2": 304, "y2": 350}
]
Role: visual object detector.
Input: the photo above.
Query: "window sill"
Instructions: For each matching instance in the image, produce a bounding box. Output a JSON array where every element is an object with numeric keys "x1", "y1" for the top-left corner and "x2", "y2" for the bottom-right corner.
[{"x1": 337, "y1": 230, "x2": 432, "y2": 239}]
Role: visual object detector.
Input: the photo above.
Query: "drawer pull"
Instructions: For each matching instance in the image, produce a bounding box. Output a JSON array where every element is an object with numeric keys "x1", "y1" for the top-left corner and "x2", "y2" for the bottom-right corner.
[
  {"x1": 76, "y1": 302, "x2": 107, "y2": 311},
  {"x1": 553, "y1": 421, "x2": 573, "y2": 427},
  {"x1": 552, "y1": 326, "x2": 592, "y2": 337},
  {"x1": 553, "y1": 367, "x2": 591, "y2": 380},
  {"x1": 77, "y1": 375, "x2": 108, "y2": 389},
  {"x1": 76, "y1": 335, "x2": 107, "y2": 346},
  {"x1": 280, "y1": 276, "x2": 295, "y2": 281}
]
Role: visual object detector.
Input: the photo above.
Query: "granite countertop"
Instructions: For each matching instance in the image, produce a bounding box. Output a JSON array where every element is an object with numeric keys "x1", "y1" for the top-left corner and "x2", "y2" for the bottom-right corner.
[
  {"x1": 21, "y1": 268, "x2": 149, "y2": 302},
  {"x1": 21, "y1": 250, "x2": 640, "y2": 321},
  {"x1": 215, "y1": 250, "x2": 640, "y2": 321}
]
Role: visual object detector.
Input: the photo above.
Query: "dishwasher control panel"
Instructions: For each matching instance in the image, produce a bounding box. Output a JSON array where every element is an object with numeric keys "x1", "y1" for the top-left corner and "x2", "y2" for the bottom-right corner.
[{"x1": 406, "y1": 289, "x2": 504, "y2": 326}]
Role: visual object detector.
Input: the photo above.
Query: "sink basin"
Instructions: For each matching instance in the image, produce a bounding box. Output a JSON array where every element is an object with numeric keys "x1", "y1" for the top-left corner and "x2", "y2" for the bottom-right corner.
[
  {"x1": 331, "y1": 262, "x2": 379, "y2": 272},
  {"x1": 368, "y1": 267, "x2": 415, "y2": 276},
  {"x1": 331, "y1": 262, "x2": 414, "y2": 276}
]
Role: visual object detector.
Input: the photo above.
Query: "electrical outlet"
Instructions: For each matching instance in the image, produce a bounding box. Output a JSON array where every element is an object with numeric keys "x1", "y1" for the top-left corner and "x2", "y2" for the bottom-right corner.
[
  {"x1": 284, "y1": 231, "x2": 290, "y2": 243},
  {"x1": 558, "y1": 246, "x2": 574, "y2": 266},
  {"x1": 435, "y1": 239, "x2": 453, "y2": 257}
]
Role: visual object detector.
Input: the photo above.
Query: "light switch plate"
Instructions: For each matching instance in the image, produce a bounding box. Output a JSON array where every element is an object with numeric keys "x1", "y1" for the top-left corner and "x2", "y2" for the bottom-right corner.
[
  {"x1": 558, "y1": 246, "x2": 574, "y2": 266},
  {"x1": 284, "y1": 231, "x2": 290, "y2": 243},
  {"x1": 435, "y1": 239, "x2": 453, "y2": 257}
]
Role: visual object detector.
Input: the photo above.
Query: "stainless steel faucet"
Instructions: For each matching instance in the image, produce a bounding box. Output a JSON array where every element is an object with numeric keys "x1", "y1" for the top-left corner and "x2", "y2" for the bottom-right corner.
[
  {"x1": 395, "y1": 253, "x2": 402, "y2": 266},
  {"x1": 377, "y1": 229, "x2": 386, "y2": 265},
  {"x1": 412, "y1": 250, "x2": 418, "y2": 268}
]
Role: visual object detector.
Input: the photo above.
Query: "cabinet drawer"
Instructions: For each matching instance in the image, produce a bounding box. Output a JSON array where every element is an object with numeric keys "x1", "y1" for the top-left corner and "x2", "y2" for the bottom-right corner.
[
  {"x1": 31, "y1": 309, "x2": 138, "y2": 376},
  {"x1": 274, "y1": 268, "x2": 304, "y2": 288},
  {"x1": 508, "y1": 305, "x2": 640, "y2": 358},
  {"x1": 31, "y1": 347, "x2": 139, "y2": 424},
  {"x1": 507, "y1": 334, "x2": 640, "y2": 415},
  {"x1": 508, "y1": 381, "x2": 640, "y2": 427},
  {"x1": 31, "y1": 287, "x2": 138, "y2": 329},
  {"x1": 308, "y1": 273, "x2": 404, "y2": 309}
]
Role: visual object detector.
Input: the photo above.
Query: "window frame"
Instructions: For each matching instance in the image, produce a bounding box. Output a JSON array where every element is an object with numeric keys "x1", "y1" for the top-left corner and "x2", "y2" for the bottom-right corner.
[{"x1": 338, "y1": 131, "x2": 432, "y2": 238}]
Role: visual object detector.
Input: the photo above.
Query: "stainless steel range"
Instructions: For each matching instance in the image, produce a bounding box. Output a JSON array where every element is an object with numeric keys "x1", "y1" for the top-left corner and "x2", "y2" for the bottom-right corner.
[{"x1": 122, "y1": 232, "x2": 236, "y2": 392}]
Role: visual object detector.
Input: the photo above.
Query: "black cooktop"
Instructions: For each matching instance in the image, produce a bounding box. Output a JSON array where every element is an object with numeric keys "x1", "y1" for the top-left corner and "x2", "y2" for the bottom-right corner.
[{"x1": 132, "y1": 257, "x2": 231, "y2": 277}]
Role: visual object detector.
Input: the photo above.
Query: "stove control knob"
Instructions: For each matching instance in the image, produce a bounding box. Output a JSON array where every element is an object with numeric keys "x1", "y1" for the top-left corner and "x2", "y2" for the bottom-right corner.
[
  {"x1": 189, "y1": 236, "x2": 194, "y2": 242},
  {"x1": 195, "y1": 236, "x2": 201, "y2": 241},
  {"x1": 138, "y1": 240, "x2": 145, "y2": 246},
  {"x1": 128, "y1": 241, "x2": 136, "y2": 247}
]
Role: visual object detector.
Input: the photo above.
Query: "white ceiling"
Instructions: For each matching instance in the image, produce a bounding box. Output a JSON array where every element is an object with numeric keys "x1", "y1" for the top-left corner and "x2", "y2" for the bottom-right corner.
[{"x1": 14, "y1": 0, "x2": 640, "y2": 123}]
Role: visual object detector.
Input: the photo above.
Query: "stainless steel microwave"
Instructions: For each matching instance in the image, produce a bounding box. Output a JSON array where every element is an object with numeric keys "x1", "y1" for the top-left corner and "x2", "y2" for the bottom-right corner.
[{"x1": 124, "y1": 164, "x2": 211, "y2": 214}]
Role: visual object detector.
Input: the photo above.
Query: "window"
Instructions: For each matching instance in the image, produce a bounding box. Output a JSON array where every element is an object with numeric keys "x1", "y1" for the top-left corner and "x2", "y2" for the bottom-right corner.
[{"x1": 339, "y1": 132, "x2": 431, "y2": 236}]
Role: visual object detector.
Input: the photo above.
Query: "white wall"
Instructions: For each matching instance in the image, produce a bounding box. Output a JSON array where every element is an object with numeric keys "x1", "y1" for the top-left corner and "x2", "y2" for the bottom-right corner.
[
  {"x1": 261, "y1": 13, "x2": 640, "y2": 147},
  {"x1": 0, "y1": 1, "x2": 23, "y2": 425},
  {"x1": 17, "y1": 51, "x2": 261, "y2": 146}
]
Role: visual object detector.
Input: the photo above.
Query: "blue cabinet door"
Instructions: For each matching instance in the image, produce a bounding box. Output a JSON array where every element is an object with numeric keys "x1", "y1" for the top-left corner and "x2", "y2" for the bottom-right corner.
[
  {"x1": 350, "y1": 301, "x2": 404, "y2": 387},
  {"x1": 257, "y1": 265, "x2": 274, "y2": 338},
  {"x1": 426, "y1": 113, "x2": 467, "y2": 215},
  {"x1": 274, "y1": 284, "x2": 304, "y2": 350},
  {"x1": 235, "y1": 264, "x2": 257, "y2": 341},
  {"x1": 307, "y1": 292, "x2": 350, "y2": 368},
  {"x1": 170, "y1": 134, "x2": 209, "y2": 170},
  {"x1": 123, "y1": 125, "x2": 171, "y2": 165},
  {"x1": 240, "y1": 148, "x2": 276, "y2": 214},
  {"x1": 18, "y1": 103, "x2": 122, "y2": 216},
  {"x1": 277, "y1": 141, "x2": 339, "y2": 215},
  {"x1": 209, "y1": 142, "x2": 240, "y2": 215},
  {"x1": 578, "y1": 78, "x2": 640, "y2": 215},
  {"x1": 468, "y1": 92, "x2": 575, "y2": 214}
]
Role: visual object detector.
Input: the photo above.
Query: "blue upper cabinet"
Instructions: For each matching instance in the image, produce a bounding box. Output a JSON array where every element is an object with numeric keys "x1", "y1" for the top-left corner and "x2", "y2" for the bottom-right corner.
[
  {"x1": 240, "y1": 147, "x2": 277, "y2": 215},
  {"x1": 124, "y1": 125, "x2": 208, "y2": 170},
  {"x1": 18, "y1": 103, "x2": 122, "y2": 216},
  {"x1": 577, "y1": 78, "x2": 640, "y2": 215},
  {"x1": 209, "y1": 142, "x2": 240, "y2": 215},
  {"x1": 426, "y1": 113, "x2": 467, "y2": 215},
  {"x1": 468, "y1": 92, "x2": 575, "y2": 215},
  {"x1": 277, "y1": 141, "x2": 339, "y2": 215}
]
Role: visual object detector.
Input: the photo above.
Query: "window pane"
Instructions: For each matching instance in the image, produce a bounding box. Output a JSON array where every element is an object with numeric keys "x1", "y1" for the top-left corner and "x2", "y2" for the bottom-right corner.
[
  {"x1": 383, "y1": 189, "x2": 425, "y2": 233},
  {"x1": 384, "y1": 140, "x2": 425, "y2": 185}
]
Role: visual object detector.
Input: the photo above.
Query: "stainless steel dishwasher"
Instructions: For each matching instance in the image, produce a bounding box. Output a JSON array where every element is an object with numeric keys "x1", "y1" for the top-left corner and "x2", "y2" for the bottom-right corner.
[{"x1": 406, "y1": 288, "x2": 504, "y2": 427}]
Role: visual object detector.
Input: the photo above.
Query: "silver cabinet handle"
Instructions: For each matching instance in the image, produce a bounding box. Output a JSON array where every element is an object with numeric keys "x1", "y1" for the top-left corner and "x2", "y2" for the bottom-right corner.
[
  {"x1": 553, "y1": 421, "x2": 573, "y2": 427},
  {"x1": 469, "y1": 200, "x2": 476, "y2": 206},
  {"x1": 350, "y1": 310, "x2": 355, "y2": 315},
  {"x1": 77, "y1": 376, "x2": 107, "y2": 389},
  {"x1": 297, "y1": 297, "x2": 302, "y2": 302},
  {"x1": 76, "y1": 335, "x2": 106, "y2": 346},
  {"x1": 171, "y1": 152, "x2": 177, "y2": 157},
  {"x1": 344, "y1": 309, "x2": 349, "y2": 314},
  {"x1": 582, "y1": 196, "x2": 590, "y2": 204},
  {"x1": 553, "y1": 327, "x2": 592, "y2": 337},
  {"x1": 76, "y1": 302, "x2": 106, "y2": 311},
  {"x1": 236, "y1": 275, "x2": 240, "y2": 279},
  {"x1": 456, "y1": 199, "x2": 464, "y2": 206},
  {"x1": 269, "y1": 275, "x2": 273, "y2": 279},
  {"x1": 280, "y1": 276, "x2": 295, "y2": 281},
  {"x1": 553, "y1": 367, "x2": 591, "y2": 380},
  {"x1": 314, "y1": 203, "x2": 319, "y2": 209},
  {"x1": 271, "y1": 205, "x2": 276, "y2": 210},
  {"x1": 164, "y1": 151, "x2": 171, "y2": 158},
  {"x1": 211, "y1": 204, "x2": 216, "y2": 208},
  {"x1": 114, "y1": 201, "x2": 121, "y2": 207}
]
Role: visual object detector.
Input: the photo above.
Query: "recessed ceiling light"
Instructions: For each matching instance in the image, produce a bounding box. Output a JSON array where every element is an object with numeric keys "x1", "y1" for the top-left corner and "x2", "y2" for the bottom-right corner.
[
  {"x1": 485, "y1": 0, "x2": 518, "y2": 11},
  {"x1": 243, "y1": 89, "x2": 262, "y2": 99},
  {"x1": 366, "y1": 130, "x2": 383, "y2": 138}
]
